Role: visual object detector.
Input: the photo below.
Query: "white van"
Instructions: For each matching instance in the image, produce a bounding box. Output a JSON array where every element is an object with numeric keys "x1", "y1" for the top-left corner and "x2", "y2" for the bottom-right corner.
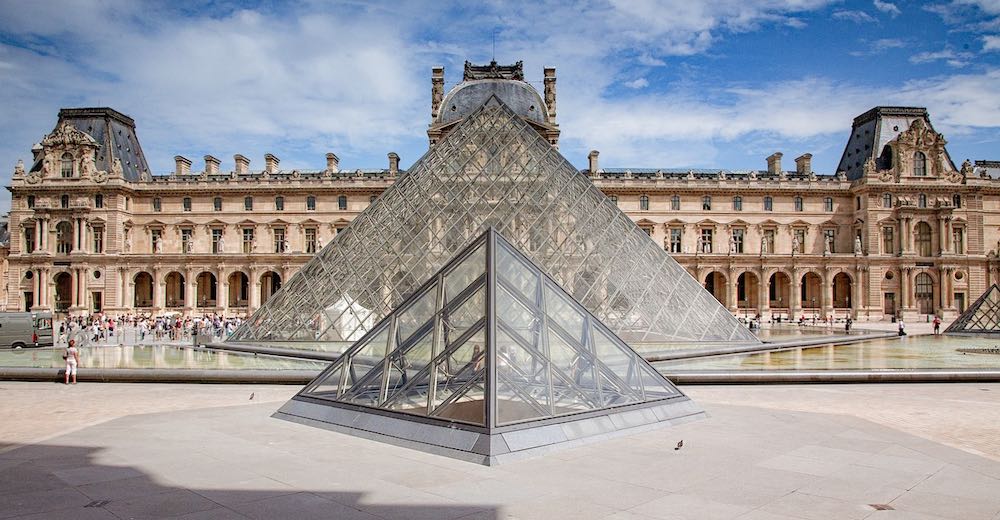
[{"x1": 0, "y1": 312, "x2": 54, "y2": 348}]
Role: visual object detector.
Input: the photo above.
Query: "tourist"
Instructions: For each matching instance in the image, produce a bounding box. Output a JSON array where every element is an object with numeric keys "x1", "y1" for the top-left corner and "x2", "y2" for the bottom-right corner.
[
  {"x1": 64, "y1": 339, "x2": 80, "y2": 385},
  {"x1": 845, "y1": 317, "x2": 852, "y2": 332},
  {"x1": 898, "y1": 318, "x2": 906, "y2": 336},
  {"x1": 933, "y1": 316, "x2": 942, "y2": 335}
]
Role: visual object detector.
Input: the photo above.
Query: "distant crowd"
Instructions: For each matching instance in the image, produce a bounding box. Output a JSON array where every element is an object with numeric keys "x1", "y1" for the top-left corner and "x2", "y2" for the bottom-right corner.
[{"x1": 58, "y1": 313, "x2": 245, "y2": 346}]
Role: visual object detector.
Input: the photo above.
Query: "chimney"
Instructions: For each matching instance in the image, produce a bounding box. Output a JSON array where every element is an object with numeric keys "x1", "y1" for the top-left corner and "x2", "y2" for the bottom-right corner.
[
  {"x1": 588, "y1": 150, "x2": 600, "y2": 175},
  {"x1": 431, "y1": 66, "x2": 445, "y2": 118},
  {"x1": 174, "y1": 155, "x2": 191, "y2": 176},
  {"x1": 795, "y1": 153, "x2": 812, "y2": 175},
  {"x1": 234, "y1": 154, "x2": 250, "y2": 175},
  {"x1": 204, "y1": 155, "x2": 220, "y2": 175},
  {"x1": 543, "y1": 67, "x2": 557, "y2": 120},
  {"x1": 326, "y1": 153, "x2": 340, "y2": 173},
  {"x1": 264, "y1": 153, "x2": 280, "y2": 174},
  {"x1": 766, "y1": 152, "x2": 783, "y2": 175},
  {"x1": 387, "y1": 152, "x2": 400, "y2": 175}
]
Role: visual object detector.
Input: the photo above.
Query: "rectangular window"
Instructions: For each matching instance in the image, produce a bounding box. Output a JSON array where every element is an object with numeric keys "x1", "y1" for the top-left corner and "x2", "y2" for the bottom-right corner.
[
  {"x1": 640, "y1": 195, "x2": 650, "y2": 211},
  {"x1": 151, "y1": 229, "x2": 162, "y2": 253},
  {"x1": 93, "y1": 227, "x2": 104, "y2": 253},
  {"x1": 702, "y1": 196, "x2": 711, "y2": 211},
  {"x1": 669, "y1": 228, "x2": 682, "y2": 253},
  {"x1": 182, "y1": 229, "x2": 193, "y2": 253},
  {"x1": 824, "y1": 197, "x2": 834, "y2": 212},
  {"x1": 609, "y1": 195, "x2": 618, "y2": 206},
  {"x1": 27, "y1": 195, "x2": 35, "y2": 208},
  {"x1": 153, "y1": 198, "x2": 162, "y2": 212},
  {"x1": 307, "y1": 196, "x2": 316, "y2": 211},
  {"x1": 824, "y1": 229, "x2": 836, "y2": 253},
  {"x1": 183, "y1": 197, "x2": 192, "y2": 211},
  {"x1": 24, "y1": 226, "x2": 35, "y2": 253},
  {"x1": 671, "y1": 195, "x2": 680, "y2": 211},
  {"x1": 763, "y1": 229, "x2": 775, "y2": 254},
  {"x1": 699, "y1": 228, "x2": 713, "y2": 253},
  {"x1": 764, "y1": 196, "x2": 773, "y2": 211},
  {"x1": 732, "y1": 228, "x2": 744, "y2": 253},
  {"x1": 794, "y1": 197, "x2": 803, "y2": 212},
  {"x1": 953, "y1": 228, "x2": 964, "y2": 254},
  {"x1": 794, "y1": 229, "x2": 806, "y2": 254},
  {"x1": 214, "y1": 197, "x2": 222, "y2": 211},
  {"x1": 882, "y1": 226, "x2": 894, "y2": 255},
  {"x1": 642, "y1": 227, "x2": 652, "y2": 236},
  {"x1": 244, "y1": 196, "x2": 253, "y2": 211},
  {"x1": 338, "y1": 195, "x2": 347, "y2": 210},
  {"x1": 733, "y1": 197, "x2": 743, "y2": 211},
  {"x1": 242, "y1": 228, "x2": 254, "y2": 254},
  {"x1": 273, "y1": 228, "x2": 285, "y2": 253},
  {"x1": 95, "y1": 194, "x2": 103, "y2": 208},
  {"x1": 275, "y1": 197, "x2": 284, "y2": 211},
  {"x1": 305, "y1": 228, "x2": 317, "y2": 254},
  {"x1": 211, "y1": 229, "x2": 223, "y2": 254}
]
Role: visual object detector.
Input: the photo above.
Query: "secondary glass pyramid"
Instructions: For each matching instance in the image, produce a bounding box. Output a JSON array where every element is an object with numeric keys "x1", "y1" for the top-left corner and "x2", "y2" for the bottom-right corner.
[
  {"x1": 231, "y1": 96, "x2": 757, "y2": 347},
  {"x1": 946, "y1": 284, "x2": 1000, "y2": 334},
  {"x1": 296, "y1": 228, "x2": 684, "y2": 428}
]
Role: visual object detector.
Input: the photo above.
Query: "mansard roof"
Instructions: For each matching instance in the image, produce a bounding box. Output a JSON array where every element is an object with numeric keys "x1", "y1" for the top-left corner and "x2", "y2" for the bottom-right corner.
[
  {"x1": 838, "y1": 105, "x2": 956, "y2": 181},
  {"x1": 32, "y1": 107, "x2": 151, "y2": 182}
]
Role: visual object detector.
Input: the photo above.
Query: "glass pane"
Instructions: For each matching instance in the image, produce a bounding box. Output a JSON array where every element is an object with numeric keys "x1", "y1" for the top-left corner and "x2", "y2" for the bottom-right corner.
[
  {"x1": 338, "y1": 326, "x2": 391, "y2": 405},
  {"x1": 496, "y1": 328, "x2": 551, "y2": 425},
  {"x1": 383, "y1": 332, "x2": 435, "y2": 414},
  {"x1": 430, "y1": 328, "x2": 486, "y2": 426},
  {"x1": 496, "y1": 241, "x2": 538, "y2": 302},
  {"x1": 592, "y1": 326, "x2": 643, "y2": 406},
  {"x1": 444, "y1": 241, "x2": 486, "y2": 303},
  {"x1": 302, "y1": 364, "x2": 343, "y2": 399},
  {"x1": 545, "y1": 327, "x2": 600, "y2": 413},
  {"x1": 396, "y1": 284, "x2": 438, "y2": 344},
  {"x1": 639, "y1": 364, "x2": 680, "y2": 400},
  {"x1": 497, "y1": 284, "x2": 538, "y2": 344},
  {"x1": 544, "y1": 282, "x2": 585, "y2": 344},
  {"x1": 443, "y1": 285, "x2": 485, "y2": 345}
]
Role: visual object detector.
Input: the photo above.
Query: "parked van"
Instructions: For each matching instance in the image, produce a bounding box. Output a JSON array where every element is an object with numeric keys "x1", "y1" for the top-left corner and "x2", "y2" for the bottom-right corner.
[{"x1": 0, "y1": 312, "x2": 54, "y2": 348}]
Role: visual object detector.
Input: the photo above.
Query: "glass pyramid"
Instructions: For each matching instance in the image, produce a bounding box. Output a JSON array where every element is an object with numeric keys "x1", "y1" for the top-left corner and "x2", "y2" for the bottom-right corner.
[
  {"x1": 946, "y1": 284, "x2": 1000, "y2": 334},
  {"x1": 230, "y1": 96, "x2": 757, "y2": 348},
  {"x1": 296, "y1": 228, "x2": 682, "y2": 427}
]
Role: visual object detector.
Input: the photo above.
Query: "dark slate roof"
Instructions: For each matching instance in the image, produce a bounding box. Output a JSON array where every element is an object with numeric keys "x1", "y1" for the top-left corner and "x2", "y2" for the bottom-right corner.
[
  {"x1": 837, "y1": 106, "x2": 956, "y2": 181},
  {"x1": 33, "y1": 107, "x2": 150, "y2": 182}
]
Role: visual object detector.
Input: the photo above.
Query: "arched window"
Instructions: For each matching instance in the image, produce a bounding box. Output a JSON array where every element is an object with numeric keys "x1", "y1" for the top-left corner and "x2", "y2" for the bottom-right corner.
[
  {"x1": 60, "y1": 152, "x2": 73, "y2": 178},
  {"x1": 639, "y1": 195, "x2": 649, "y2": 211},
  {"x1": 952, "y1": 194, "x2": 961, "y2": 208},
  {"x1": 306, "y1": 196, "x2": 316, "y2": 211},
  {"x1": 182, "y1": 197, "x2": 192, "y2": 212},
  {"x1": 915, "y1": 222, "x2": 932, "y2": 256},
  {"x1": 338, "y1": 195, "x2": 348, "y2": 210},
  {"x1": 918, "y1": 193, "x2": 927, "y2": 208},
  {"x1": 914, "y1": 152, "x2": 927, "y2": 176},
  {"x1": 670, "y1": 195, "x2": 680, "y2": 210},
  {"x1": 733, "y1": 196, "x2": 742, "y2": 211},
  {"x1": 883, "y1": 193, "x2": 892, "y2": 208},
  {"x1": 794, "y1": 196, "x2": 803, "y2": 212},
  {"x1": 763, "y1": 196, "x2": 773, "y2": 211},
  {"x1": 824, "y1": 197, "x2": 834, "y2": 212},
  {"x1": 702, "y1": 196, "x2": 712, "y2": 211},
  {"x1": 275, "y1": 196, "x2": 284, "y2": 211},
  {"x1": 60, "y1": 194, "x2": 69, "y2": 209},
  {"x1": 95, "y1": 194, "x2": 103, "y2": 208}
]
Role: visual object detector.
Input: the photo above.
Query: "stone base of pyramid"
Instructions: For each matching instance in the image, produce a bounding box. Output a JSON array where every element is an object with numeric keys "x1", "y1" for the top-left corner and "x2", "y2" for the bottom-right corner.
[{"x1": 274, "y1": 395, "x2": 704, "y2": 465}]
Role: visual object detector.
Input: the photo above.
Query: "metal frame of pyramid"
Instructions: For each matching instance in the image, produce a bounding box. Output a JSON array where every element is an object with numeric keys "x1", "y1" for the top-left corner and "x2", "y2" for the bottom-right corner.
[
  {"x1": 945, "y1": 284, "x2": 1000, "y2": 334},
  {"x1": 274, "y1": 228, "x2": 703, "y2": 465},
  {"x1": 230, "y1": 96, "x2": 757, "y2": 349}
]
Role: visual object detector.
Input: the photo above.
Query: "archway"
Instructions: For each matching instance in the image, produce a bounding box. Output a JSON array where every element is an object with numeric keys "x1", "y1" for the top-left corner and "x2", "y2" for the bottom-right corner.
[
  {"x1": 165, "y1": 272, "x2": 185, "y2": 308},
  {"x1": 704, "y1": 271, "x2": 727, "y2": 306},
  {"x1": 915, "y1": 272, "x2": 934, "y2": 314},
  {"x1": 196, "y1": 272, "x2": 217, "y2": 308},
  {"x1": 736, "y1": 272, "x2": 760, "y2": 315},
  {"x1": 228, "y1": 272, "x2": 249, "y2": 308},
  {"x1": 54, "y1": 272, "x2": 73, "y2": 312},
  {"x1": 134, "y1": 272, "x2": 153, "y2": 308},
  {"x1": 801, "y1": 272, "x2": 822, "y2": 310},
  {"x1": 260, "y1": 271, "x2": 281, "y2": 304},
  {"x1": 769, "y1": 272, "x2": 791, "y2": 310},
  {"x1": 56, "y1": 221, "x2": 73, "y2": 254},
  {"x1": 832, "y1": 272, "x2": 852, "y2": 309}
]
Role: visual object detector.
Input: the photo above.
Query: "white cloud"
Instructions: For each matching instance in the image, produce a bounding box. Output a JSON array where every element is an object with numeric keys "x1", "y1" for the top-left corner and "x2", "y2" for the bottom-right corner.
[
  {"x1": 909, "y1": 48, "x2": 971, "y2": 66},
  {"x1": 625, "y1": 78, "x2": 650, "y2": 89},
  {"x1": 637, "y1": 53, "x2": 666, "y2": 66},
  {"x1": 850, "y1": 37, "x2": 906, "y2": 56},
  {"x1": 984, "y1": 35, "x2": 1000, "y2": 50},
  {"x1": 833, "y1": 10, "x2": 877, "y2": 23},
  {"x1": 873, "y1": 0, "x2": 902, "y2": 16}
]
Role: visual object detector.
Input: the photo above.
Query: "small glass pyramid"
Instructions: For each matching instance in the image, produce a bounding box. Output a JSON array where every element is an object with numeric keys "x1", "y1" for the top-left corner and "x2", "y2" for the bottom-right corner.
[
  {"x1": 946, "y1": 284, "x2": 1000, "y2": 334},
  {"x1": 276, "y1": 229, "x2": 702, "y2": 464},
  {"x1": 231, "y1": 96, "x2": 757, "y2": 349}
]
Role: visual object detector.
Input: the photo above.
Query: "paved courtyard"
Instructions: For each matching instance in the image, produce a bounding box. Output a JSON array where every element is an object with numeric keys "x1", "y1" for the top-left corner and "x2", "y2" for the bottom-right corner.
[{"x1": 2, "y1": 382, "x2": 999, "y2": 519}]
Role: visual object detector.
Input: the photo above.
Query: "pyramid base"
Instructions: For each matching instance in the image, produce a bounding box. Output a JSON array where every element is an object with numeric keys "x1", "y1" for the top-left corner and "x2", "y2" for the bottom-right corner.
[{"x1": 273, "y1": 396, "x2": 705, "y2": 466}]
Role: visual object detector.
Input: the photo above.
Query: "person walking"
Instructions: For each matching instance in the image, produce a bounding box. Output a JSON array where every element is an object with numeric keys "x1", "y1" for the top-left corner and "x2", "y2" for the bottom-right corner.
[
  {"x1": 933, "y1": 316, "x2": 942, "y2": 335},
  {"x1": 898, "y1": 318, "x2": 906, "y2": 336},
  {"x1": 64, "y1": 339, "x2": 80, "y2": 385}
]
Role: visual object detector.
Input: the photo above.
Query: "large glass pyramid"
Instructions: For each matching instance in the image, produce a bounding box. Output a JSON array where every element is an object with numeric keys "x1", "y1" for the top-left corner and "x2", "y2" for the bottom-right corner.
[
  {"x1": 946, "y1": 284, "x2": 1000, "y2": 334},
  {"x1": 274, "y1": 229, "x2": 703, "y2": 464},
  {"x1": 230, "y1": 96, "x2": 757, "y2": 349}
]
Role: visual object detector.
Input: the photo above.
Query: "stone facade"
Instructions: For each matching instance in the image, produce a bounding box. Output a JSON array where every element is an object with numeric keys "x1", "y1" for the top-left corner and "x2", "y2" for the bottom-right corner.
[{"x1": 6, "y1": 65, "x2": 1000, "y2": 321}]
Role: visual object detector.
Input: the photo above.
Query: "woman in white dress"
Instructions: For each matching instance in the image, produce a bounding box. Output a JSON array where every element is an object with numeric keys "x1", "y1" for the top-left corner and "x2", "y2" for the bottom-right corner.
[{"x1": 64, "y1": 339, "x2": 80, "y2": 385}]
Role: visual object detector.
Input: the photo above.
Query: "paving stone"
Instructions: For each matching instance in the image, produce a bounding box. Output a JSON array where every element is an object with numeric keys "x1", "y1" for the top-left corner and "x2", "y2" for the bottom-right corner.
[{"x1": 101, "y1": 489, "x2": 220, "y2": 519}]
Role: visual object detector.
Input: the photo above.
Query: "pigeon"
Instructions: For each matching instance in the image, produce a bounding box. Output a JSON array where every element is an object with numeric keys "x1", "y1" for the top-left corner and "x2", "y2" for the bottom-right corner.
[
  {"x1": 249, "y1": 392, "x2": 255, "y2": 400},
  {"x1": 674, "y1": 440, "x2": 683, "y2": 450}
]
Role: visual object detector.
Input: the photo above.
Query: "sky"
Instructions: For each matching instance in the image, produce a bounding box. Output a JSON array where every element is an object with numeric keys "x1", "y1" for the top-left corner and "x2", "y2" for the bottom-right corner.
[{"x1": 1, "y1": 0, "x2": 999, "y2": 214}]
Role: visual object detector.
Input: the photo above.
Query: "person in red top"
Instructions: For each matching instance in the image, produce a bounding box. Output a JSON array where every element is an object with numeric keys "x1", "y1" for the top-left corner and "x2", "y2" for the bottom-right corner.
[{"x1": 933, "y1": 316, "x2": 942, "y2": 335}]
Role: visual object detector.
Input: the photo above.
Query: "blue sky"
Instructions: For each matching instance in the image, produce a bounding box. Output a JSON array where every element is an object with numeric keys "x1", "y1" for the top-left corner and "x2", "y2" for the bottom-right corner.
[{"x1": 1, "y1": 0, "x2": 999, "y2": 213}]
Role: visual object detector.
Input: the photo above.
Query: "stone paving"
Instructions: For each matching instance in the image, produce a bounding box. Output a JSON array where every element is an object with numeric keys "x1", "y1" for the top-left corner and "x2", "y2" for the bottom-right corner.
[{"x1": 1, "y1": 382, "x2": 999, "y2": 519}]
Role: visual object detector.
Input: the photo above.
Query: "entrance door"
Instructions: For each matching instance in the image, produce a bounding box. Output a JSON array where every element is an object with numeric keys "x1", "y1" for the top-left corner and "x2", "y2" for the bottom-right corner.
[
  {"x1": 92, "y1": 292, "x2": 102, "y2": 313},
  {"x1": 23, "y1": 292, "x2": 33, "y2": 312},
  {"x1": 955, "y1": 293, "x2": 966, "y2": 313},
  {"x1": 883, "y1": 293, "x2": 896, "y2": 316}
]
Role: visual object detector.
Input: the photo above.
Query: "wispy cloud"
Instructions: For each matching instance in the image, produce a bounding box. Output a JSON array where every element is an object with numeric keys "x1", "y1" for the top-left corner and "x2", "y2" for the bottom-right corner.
[
  {"x1": 850, "y1": 37, "x2": 906, "y2": 56},
  {"x1": 833, "y1": 10, "x2": 877, "y2": 23},
  {"x1": 624, "y1": 78, "x2": 649, "y2": 89},
  {"x1": 873, "y1": 0, "x2": 902, "y2": 17},
  {"x1": 910, "y1": 48, "x2": 973, "y2": 67},
  {"x1": 984, "y1": 34, "x2": 1000, "y2": 51}
]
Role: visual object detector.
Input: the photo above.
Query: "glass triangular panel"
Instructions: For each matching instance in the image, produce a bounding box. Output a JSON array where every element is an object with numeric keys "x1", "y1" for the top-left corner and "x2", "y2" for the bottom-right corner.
[{"x1": 947, "y1": 284, "x2": 1000, "y2": 334}]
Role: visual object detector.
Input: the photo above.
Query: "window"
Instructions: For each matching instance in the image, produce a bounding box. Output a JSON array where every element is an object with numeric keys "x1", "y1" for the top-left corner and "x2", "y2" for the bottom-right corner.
[
  {"x1": 882, "y1": 226, "x2": 894, "y2": 255},
  {"x1": 27, "y1": 195, "x2": 35, "y2": 208},
  {"x1": 915, "y1": 273, "x2": 934, "y2": 313},
  {"x1": 242, "y1": 228, "x2": 254, "y2": 254},
  {"x1": 306, "y1": 196, "x2": 316, "y2": 211},
  {"x1": 953, "y1": 227, "x2": 964, "y2": 254},
  {"x1": 641, "y1": 226, "x2": 652, "y2": 236},
  {"x1": 24, "y1": 226, "x2": 35, "y2": 253},
  {"x1": 92, "y1": 226, "x2": 104, "y2": 254},
  {"x1": 639, "y1": 195, "x2": 649, "y2": 211},
  {"x1": 824, "y1": 229, "x2": 836, "y2": 253},
  {"x1": 338, "y1": 195, "x2": 347, "y2": 210},
  {"x1": 952, "y1": 194, "x2": 961, "y2": 208},
  {"x1": 609, "y1": 195, "x2": 618, "y2": 206},
  {"x1": 699, "y1": 228, "x2": 713, "y2": 253},
  {"x1": 183, "y1": 197, "x2": 192, "y2": 212},
  {"x1": 244, "y1": 196, "x2": 253, "y2": 211},
  {"x1": 95, "y1": 194, "x2": 103, "y2": 209},
  {"x1": 702, "y1": 196, "x2": 711, "y2": 211},
  {"x1": 793, "y1": 229, "x2": 806, "y2": 254},
  {"x1": 212, "y1": 229, "x2": 223, "y2": 254},
  {"x1": 151, "y1": 229, "x2": 162, "y2": 253},
  {"x1": 732, "y1": 228, "x2": 744, "y2": 253},
  {"x1": 273, "y1": 228, "x2": 286, "y2": 253},
  {"x1": 824, "y1": 197, "x2": 833, "y2": 212},
  {"x1": 733, "y1": 196, "x2": 742, "y2": 211},
  {"x1": 914, "y1": 152, "x2": 927, "y2": 176},
  {"x1": 181, "y1": 229, "x2": 193, "y2": 253},
  {"x1": 915, "y1": 222, "x2": 932, "y2": 256},
  {"x1": 794, "y1": 196, "x2": 803, "y2": 212},
  {"x1": 856, "y1": 196, "x2": 862, "y2": 210},
  {"x1": 56, "y1": 222, "x2": 73, "y2": 254},
  {"x1": 669, "y1": 228, "x2": 682, "y2": 253},
  {"x1": 275, "y1": 196, "x2": 284, "y2": 211},
  {"x1": 670, "y1": 195, "x2": 680, "y2": 210},
  {"x1": 60, "y1": 194, "x2": 69, "y2": 209},
  {"x1": 305, "y1": 228, "x2": 317, "y2": 254},
  {"x1": 214, "y1": 197, "x2": 222, "y2": 211},
  {"x1": 883, "y1": 193, "x2": 892, "y2": 208},
  {"x1": 918, "y1": 193, "x2": 927, "y2": 208},
  {"x1": 60, "y1": 152, "x2": 73, "y2": 178},
  {"x1": 153, "y1": 197, "x2": 162, "y2": 212},
  {"x1": 763, "y1": 196, "x2": 772, "y2": 211},
  {"x1": 369, "y1": 195, "x2": 377, "y2": 204}
]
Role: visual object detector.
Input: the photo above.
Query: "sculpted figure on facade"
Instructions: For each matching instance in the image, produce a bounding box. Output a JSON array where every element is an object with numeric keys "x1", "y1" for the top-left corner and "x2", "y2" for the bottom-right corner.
[
  {"x1": 824, "y1": 236, "x2": 832, "y2": 256},
  {"x1": 729, "y1": 235, "x2": 737, "y2": 255},
  {"x1": 111, "y1": 157, "x2": 123, "y2": 177},
  {"x1": 854, "y1": 236, "x2": 863, "y2": 256},
  {"x1": 13, "y1": 159, "x2": 24, "y2": 177},
  {"x1": 217, "y1": 235, "x2": 226, "y2": 254},
  {"x1": 791, "y1": 235, "x2": 800, "y2": 255}
]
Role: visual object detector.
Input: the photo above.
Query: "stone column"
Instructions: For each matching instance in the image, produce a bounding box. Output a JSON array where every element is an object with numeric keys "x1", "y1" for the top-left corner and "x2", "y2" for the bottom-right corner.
[
  {"x1": 759, "y1": 272, "x2": 770, "y2": 317},
  {"x1": 154, "y1": 269, "x2": 165, "y2": 312},
  {"x1": 218, "y1": 270, "x2": 229, "y2": 314},
  {"x1": 904, "y1": 217, "x2": 913, "y2": 254},
  {"x1": 944, "y1": 217, "x2": 953, "y2": 253},
  {"x1": 33, "y1": 269, "x2": 41, "y2": 309},
  {"x1": 184, "y1": 270, "x2": 196, "y2": 311},
  {"x1": 852, "y1": 270, "x2": 863, "y2": 315},
  {"x1": 34, "y1": 221, "x2": 41, "y2": 253},
  {"x1": 900, "y1": 268, "x2": 910, "y2": 310},
  {"x1": 822, "y1": 271, "x2": 834, "y2": 317},
  {"x1": 790, "y1": 271, "x2": 802, "y2": 318}
]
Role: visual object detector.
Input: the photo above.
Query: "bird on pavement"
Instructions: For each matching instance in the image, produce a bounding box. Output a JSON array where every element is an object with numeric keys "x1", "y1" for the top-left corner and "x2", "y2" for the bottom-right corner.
[{"x1": 675, "y1": 440, "x2": 683, "y2": 450}]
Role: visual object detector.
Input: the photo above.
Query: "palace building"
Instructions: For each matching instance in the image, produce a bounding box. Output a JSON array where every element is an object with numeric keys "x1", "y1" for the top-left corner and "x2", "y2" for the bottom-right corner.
[{"x1": 5, "y1": 60, "x2": 1000, "y2": 322}]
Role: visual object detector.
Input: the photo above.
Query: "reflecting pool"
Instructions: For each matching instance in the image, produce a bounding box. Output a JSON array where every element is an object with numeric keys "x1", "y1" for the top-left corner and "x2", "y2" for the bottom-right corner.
[{"x1": 0, "y1": 345, "x2": 327, "y2": 371}]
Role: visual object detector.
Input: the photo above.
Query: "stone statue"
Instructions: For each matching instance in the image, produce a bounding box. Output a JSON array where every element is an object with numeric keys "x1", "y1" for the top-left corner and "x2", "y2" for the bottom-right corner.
[
  {"x1": 729, "y1": 235, "x2": 737, "y2": 254},
  {"x1": 760, "y1": 236, "x2": 768, "y2": 255},
  {"x1": 154, "y1": 239, "x2": 163, "y2": 254},
  {"x1": 316, "y1": 236, "x2": 324, "y2": 250},
  {"x1": 824, "y1": 236, "x2": 832, "y2": 256},
  {"x1": 854, "y1": 236, "x2": 862, "y2": 255},
  {"x1": 111, "y1": 157, "x2": 123, "y2": 177},
  {"x1": 81, "y1": 156, "x2": 94, "y2": 177},
  {"x1": 791, "y1": 235, "x2": 800, "y2": 255},
  {"x1": 13, "y1": 159, "x2": 24, "y2": 176},
  {"x1": 124, "y1": 235, "x2": 132, "y2": 253},
  {"x1": 217, "y1": 235, "x2": 225, "y2": 253}
]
